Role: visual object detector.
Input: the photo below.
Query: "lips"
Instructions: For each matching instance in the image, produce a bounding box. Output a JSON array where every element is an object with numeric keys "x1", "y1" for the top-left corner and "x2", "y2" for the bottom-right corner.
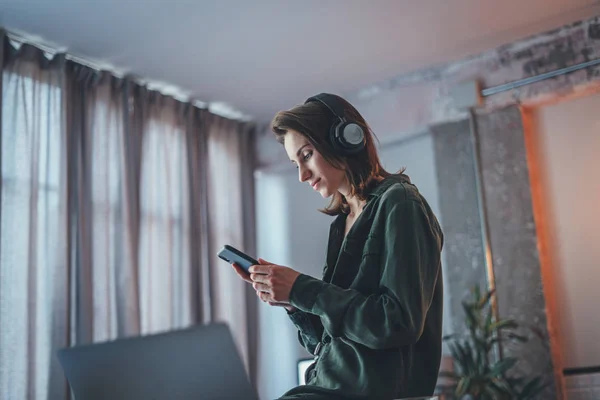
[{"x1": 311, "y1": 178, "x2": 321, "y2": 190}]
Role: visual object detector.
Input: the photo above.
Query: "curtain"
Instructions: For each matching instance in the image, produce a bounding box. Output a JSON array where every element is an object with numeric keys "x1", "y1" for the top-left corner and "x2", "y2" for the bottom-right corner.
[
  {"x1": 0, "y1": 31, "x2": 257, "y2": 400},
  {"x1": 0, "y1": 40, "x2": 67, "y2": 400},
  {"x1": 205, "y1": 114, "x2": 257, "y2": 372},
  {"x1": 65, "y1": 64, "x2": 142, "y2": 346},
  {"x1": 136, "y1": 91, "x2": 193, "y2": 334}
]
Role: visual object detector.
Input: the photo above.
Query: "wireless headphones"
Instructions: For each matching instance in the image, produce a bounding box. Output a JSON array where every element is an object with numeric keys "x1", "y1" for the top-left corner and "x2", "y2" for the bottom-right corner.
[{"x1": 304, "y1": 93, "x2": 366, "y2": 155}]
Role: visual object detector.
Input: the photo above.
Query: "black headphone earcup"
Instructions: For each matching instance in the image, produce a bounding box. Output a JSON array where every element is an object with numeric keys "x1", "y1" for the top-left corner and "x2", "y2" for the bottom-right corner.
[
  {"x1": 330, "y1": 122, "x2": 365, "y2": 155},
  {"x1": 328, "y1": 120, "x2": 341, "y2": 153},
  {"x1": 305, "y1": 93, "x2": 365, "y2": 155}
]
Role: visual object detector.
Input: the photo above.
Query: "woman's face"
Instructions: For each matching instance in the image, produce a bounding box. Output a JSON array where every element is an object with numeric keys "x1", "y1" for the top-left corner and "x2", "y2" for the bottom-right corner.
[{"x1": 284, "y1": 129, "x2": 347, "y2": 198}]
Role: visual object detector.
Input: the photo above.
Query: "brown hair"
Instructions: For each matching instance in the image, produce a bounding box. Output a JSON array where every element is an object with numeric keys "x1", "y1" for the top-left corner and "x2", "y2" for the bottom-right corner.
[{"x1": 270, "y1": 94, "x2": 403, "y2": 216}]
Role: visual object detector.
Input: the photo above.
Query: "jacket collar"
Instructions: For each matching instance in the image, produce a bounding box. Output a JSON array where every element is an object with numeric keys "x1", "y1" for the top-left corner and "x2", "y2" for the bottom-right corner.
[{"x1": 366, "y1": 173, "x2": 411, "y2": 200}]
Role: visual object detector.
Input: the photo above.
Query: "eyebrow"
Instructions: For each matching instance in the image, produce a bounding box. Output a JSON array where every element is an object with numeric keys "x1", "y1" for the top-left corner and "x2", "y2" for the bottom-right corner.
[{"x1": 295, "y1": 144, "x2": 310, "y2": 158}]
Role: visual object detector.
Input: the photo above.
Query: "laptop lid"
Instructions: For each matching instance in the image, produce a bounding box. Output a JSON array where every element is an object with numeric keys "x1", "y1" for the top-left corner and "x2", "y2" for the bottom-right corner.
[{"x1": 57, "y1": 322, "x2": 258, "y2": 400}]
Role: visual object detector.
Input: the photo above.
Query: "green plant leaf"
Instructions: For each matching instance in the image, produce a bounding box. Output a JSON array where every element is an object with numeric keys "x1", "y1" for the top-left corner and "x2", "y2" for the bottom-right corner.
[
  {"x1": 464, "y1": 342, "x2": 478, "y2": 374},
  {"x1": 454, "y1": 341, "x2": 476, "y2": 374},
  {"x1": 491, "y1": 377, "x2": 515, "y2": 396},
  {"x1": 473, "y1": 285, "x2": 481, "y2": 302},
  {"x1": 442, "y1": 333, "x2": 461, "y2": 342},
  {"x1": 456, "y1": 376, "x2": 471, "y2": 396},
  {"x1": 488, "y1": 357, "x2": 518, "y2": 377},
  {"x1": 453, "y1": 286, "x2": 543, "y2": 400},
  {"x1": 465, "y1": 305, "x2": 479, "y2": 332}
]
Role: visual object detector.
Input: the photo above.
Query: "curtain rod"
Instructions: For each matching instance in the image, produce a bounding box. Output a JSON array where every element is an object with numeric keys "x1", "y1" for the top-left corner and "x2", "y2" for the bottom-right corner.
[
  {"x1": 482, "y1": 57, "x2": 600, "y2": 97},
  {"x1": 4, "y1": 28, "x2": 253, "y2": 122}
]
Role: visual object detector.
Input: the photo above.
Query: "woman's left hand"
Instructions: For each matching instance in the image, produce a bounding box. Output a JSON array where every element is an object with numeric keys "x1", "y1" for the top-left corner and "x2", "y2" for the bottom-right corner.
[{"x1": 250, "y1": 258, "x2": 301, "y2": 304}]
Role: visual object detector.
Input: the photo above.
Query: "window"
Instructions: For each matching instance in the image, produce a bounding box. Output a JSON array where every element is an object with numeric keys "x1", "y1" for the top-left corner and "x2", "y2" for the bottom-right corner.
[
  {"x1": 0, "y1": 70, "x2": 63, "y2": 400},
  {"x1": 138, "y1": 114, "x2": 191, "y2": 334}
]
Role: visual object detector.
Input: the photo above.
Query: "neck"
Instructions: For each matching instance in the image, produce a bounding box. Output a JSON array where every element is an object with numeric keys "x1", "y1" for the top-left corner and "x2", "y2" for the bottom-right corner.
[{"x1": 345, "y1": 195, "x2": 365, "y2": 217}]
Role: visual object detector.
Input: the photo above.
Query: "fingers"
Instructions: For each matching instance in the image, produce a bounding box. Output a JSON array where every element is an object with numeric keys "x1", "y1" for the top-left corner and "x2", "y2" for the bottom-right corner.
[
  {"x1": 252, "y1": 282, "x2": 270, "y2": 293},
  {"x1": 231, "y1": 263, "x2": 252, "y2": 283},
  {"x1": 255, "y1": 285, "x2": 288, "y2": 303},
  {"x1": 248, "y1": 264, "x2": 271, "y2": 274},
  {"x1": 257, "y1": 291, "x2": 270, "y2": 303},
  {"x1": 249, "y1": 272, "x2": 271, "y2": 285},
  {"x1": 256, "y1": 288, "x2": 290, "y2": 305}
]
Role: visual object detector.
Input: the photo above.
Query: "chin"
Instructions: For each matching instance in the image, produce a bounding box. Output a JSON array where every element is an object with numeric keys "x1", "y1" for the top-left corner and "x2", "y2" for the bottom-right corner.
[{"x1": 319, "y1": 189, "x2": 333, "y2": 198}]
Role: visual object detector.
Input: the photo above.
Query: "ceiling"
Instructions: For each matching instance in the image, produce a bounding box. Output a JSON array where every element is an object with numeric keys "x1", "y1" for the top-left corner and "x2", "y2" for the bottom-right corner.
[{"x1": 1, "y1": 0, "x2": 599, "y2": 123}]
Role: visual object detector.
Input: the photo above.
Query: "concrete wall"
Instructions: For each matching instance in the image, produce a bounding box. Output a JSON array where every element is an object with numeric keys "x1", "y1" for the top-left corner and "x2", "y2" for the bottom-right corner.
[{"x1": 475, "y1": 106, "x2": 559, "y2": 398}]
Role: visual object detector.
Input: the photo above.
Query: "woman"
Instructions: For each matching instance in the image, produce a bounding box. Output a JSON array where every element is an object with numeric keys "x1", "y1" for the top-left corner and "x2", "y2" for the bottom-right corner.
[{"x1": 233, "y1": 93, "x2": 444, "y2": 400}]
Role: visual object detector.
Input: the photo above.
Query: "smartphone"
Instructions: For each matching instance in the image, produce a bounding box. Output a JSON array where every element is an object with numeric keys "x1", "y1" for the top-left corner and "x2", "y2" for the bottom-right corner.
[{"x1": 217, "y1": 245, "x2": 259, "y2": 274}]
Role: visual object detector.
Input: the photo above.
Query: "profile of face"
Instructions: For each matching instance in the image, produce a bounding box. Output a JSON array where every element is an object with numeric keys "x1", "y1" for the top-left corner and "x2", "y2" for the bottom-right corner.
[{"x1": 284, "y1": 129, "x2": 347, "y2": 198}]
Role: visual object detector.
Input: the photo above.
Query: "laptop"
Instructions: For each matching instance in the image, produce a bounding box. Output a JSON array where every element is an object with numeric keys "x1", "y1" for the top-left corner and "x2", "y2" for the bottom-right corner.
[{"x1": 57, "y1": 322, "x2": 259, "y2": 400}]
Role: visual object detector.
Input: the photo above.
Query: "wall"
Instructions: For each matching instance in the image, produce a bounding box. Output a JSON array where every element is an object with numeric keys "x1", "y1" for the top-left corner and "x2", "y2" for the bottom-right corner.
[
  {"x1": 529, "y1": 93, "x2": 600, "y2": 370},
  {"x1": 341, "y1": 15, "x2": 600, "y2": 145},
  {"x1": 255, "y1": 15, "x2": 600, "y2": 168},
  {"x1": 253, "y1": 168, "x2": 331, "y2": 400},
  {"x1": 430, "y1": 120, "x2": 489, "y2": 336},
  {"x1": 475, "y1": 106, "x2": 559, "y2": 398}
]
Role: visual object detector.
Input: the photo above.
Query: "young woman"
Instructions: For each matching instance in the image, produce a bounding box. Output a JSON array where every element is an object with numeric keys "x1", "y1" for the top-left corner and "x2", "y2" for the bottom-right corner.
[{"x1": 232, "y1": 93, "x2": 444, "y2": 400}]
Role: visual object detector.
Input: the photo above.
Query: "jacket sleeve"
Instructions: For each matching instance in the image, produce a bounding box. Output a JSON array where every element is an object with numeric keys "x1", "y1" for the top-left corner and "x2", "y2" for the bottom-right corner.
[
  {"x1": 286, "y1": 309, "x2": 324, "y2": 354},
  {"x1": 288, "y1": 192, "x2": 442, "y2": 350}
]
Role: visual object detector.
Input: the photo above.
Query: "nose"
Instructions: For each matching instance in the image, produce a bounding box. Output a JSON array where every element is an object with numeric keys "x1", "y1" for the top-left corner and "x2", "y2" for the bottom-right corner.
[{"x1": 298, "y1": 164, "x2": 311, "y2": 183}]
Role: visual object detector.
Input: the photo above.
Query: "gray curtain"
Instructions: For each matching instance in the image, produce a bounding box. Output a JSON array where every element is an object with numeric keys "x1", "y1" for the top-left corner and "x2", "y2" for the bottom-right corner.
[
  {"x1": 0, "y1": 36, "x2": 68, "y2": 400},
  {"x1": 0, "y1": 31, "x2": 257, "y2": 400},
  {"x1": 204, "y1": 113, "x2": 257, "y2": 373}
]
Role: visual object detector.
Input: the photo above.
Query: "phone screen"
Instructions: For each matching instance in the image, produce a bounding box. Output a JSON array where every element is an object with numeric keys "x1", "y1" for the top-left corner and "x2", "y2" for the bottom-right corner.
[{"x1": 217, "y1": 245, "x2": 258, "y2": 273}]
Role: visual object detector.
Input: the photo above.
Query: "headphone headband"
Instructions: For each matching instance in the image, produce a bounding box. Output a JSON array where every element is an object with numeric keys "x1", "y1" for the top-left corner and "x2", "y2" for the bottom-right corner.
[
  {"x1": 304, "y1": 93, "x2": 346, "y2": 121},
  {"x1": 304, "y1": 93, "x2": 365, "y2": 155}
]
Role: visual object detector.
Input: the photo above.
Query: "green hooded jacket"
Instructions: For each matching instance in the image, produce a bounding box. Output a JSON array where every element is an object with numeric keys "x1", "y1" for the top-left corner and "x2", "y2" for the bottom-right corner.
[{"x1": 279, "y1": 175, "x2": 444, "y2": 400}]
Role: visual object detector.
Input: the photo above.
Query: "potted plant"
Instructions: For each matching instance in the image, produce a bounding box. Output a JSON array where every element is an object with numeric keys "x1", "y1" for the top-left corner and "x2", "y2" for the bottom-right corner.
[{"x1": 440, "y1": 286, "x2": 548, "y2": 400}]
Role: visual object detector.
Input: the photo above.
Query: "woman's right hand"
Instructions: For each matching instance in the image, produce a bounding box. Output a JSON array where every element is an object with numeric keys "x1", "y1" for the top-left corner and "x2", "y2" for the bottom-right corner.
[
  {"x1": 231, "y1": 263, "x2": 253, "y2": 283},
  {"x1": 231, "y1": 263, "x2": 297, "y2": 312}
]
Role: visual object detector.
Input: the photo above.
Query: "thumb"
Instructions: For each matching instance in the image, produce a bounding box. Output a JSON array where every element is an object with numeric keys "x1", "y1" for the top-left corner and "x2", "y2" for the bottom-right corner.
[{"x1": 258, "y1": 257, "x2": 273, "y2": 265}]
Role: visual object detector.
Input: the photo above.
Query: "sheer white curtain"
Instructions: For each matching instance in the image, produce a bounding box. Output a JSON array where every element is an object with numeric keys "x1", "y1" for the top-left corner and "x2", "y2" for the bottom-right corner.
[
  {"x1": 75, "y1": 75, "x2": 142, "y2": 343},
  {"x1": 206, "y1": 114, "x2": 256, "y2": 370},
  {"x1": 138, "y1": 97, "x2": 192, "y2": 334},
  {"x1": 0, "y1": 35, "x2": 257, "y2": 400},
  {"x1": 0, "y1": 49, "x2": 67, "y2": 400}
]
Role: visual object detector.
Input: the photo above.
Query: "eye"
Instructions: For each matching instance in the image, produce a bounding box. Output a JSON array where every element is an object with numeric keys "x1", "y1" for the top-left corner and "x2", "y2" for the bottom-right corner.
[{"x1": 303, "y1": 151, "x2": 313, "y2": 161}]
